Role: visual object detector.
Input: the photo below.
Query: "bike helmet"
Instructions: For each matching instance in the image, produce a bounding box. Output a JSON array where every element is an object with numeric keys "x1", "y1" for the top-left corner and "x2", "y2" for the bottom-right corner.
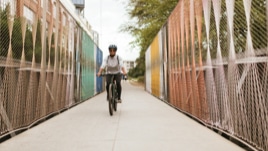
[{"x1": 108, "y1": 44, "x2": 117, "y2": 51}]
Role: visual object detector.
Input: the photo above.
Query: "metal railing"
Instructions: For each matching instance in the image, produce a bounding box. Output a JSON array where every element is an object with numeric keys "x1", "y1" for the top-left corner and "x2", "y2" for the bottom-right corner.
[
  {"x1": 145, "y1": 0, "x2": 268, "y2": 151},
  {"x1": 0, "y1": 0, "x2": 103, "y2": 140}
]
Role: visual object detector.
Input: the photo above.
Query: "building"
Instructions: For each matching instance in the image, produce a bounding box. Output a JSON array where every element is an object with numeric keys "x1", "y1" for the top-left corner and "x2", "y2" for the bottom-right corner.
[
  {"x1": 123, "y1": 60, "x2": 136, "y2": 73},
  {"x1": 71, "y1": 0, "x2": 84, "y2": 16},
  {"x1": 71, "y1": 0, "x2": 99, "y2": 46}
]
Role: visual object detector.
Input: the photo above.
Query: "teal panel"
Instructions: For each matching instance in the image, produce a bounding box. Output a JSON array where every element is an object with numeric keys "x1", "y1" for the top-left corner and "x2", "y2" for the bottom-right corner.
[{"x1": 81, "y1": 31, "x2": 95, "y2": 100}]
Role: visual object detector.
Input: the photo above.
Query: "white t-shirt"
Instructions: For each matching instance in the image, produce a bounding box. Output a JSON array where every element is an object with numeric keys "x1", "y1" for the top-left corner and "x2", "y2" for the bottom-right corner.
[{"x1": 101, "y1": 55, "x2": 124, "y2": 74}]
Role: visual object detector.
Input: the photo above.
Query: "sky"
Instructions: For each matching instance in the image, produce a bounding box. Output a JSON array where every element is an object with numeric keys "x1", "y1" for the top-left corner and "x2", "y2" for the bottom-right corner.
[{"x1": 84, "y1": 0, "x2": 139, "y2": 61}]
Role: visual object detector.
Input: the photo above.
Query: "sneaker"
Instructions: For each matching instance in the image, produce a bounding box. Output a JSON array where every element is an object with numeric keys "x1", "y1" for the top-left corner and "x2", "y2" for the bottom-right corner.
[{"x1": 117, "y1": 99, "x2": 122, "y2": 103}]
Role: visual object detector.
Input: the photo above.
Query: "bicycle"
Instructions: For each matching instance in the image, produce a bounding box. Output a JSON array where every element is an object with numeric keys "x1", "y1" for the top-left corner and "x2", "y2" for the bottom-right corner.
[{"x1": 99, "y1": 73, "x2": 121, "y2": 116}]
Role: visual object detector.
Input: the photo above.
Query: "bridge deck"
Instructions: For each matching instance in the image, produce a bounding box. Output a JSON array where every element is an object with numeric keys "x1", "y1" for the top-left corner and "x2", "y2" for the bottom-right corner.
[{"x1": 0, "y1": 82, "x2": 245, "y2": 151}]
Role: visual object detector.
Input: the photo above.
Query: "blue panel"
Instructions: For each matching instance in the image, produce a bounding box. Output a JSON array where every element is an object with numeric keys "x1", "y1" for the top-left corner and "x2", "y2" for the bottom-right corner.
[{"x1": 96, "y1": 47, "x2": 103, "y2": 93}]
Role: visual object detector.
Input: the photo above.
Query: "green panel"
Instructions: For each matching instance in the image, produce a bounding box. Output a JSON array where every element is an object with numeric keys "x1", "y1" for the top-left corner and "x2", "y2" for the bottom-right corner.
[{"x1": 81, "y1": 31, "x2": 95, "y2": 100}]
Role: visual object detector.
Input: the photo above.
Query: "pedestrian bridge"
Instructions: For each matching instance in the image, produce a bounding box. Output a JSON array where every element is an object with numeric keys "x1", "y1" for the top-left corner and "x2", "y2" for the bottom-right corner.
[
  {"x1": 0, "y1": 82, "x2": 249, "y2": 151},
  {"x1": 0, "y1": 0, "x2": 267, "y2": 151}
]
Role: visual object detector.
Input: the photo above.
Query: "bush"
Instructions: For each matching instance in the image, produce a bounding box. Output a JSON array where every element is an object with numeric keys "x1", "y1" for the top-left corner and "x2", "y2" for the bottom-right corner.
[{"x1": 137, "y1": 76, "x2": 144, "y2": 83}]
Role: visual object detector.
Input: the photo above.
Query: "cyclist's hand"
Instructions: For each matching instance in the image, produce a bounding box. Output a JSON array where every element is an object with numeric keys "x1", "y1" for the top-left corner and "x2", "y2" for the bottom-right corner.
[
  {"x1": 97, "y1": 72, "x2": 101, "y2": 77},
  {"x1": 121, "y1": 72, "x2": 127, "y2": 80}
]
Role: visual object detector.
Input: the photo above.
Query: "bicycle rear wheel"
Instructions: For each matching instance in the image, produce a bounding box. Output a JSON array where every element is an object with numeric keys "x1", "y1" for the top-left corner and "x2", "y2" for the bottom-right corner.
[{"x1": 108, "y1": 84, "x2": 113, "y2": 116}]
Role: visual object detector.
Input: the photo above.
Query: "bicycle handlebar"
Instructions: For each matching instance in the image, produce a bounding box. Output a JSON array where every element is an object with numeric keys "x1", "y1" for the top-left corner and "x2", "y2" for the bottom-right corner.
[{"x1": 97, "y1": 73, "x2": 127, "y2": 80}]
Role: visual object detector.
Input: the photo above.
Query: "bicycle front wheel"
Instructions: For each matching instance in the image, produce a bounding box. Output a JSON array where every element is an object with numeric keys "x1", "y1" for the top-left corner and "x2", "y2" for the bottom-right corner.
[
  {"x1": 108, "y1": 84, "x2": 113, "y2": 116},
  {"x1": 113, "y1": 85, "x2": 117, "y2": 112}
]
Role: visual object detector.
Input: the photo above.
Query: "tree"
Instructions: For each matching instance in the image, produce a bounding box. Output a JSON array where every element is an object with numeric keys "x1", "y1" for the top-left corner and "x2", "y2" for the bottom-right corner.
[
  {"x1": 0, "y1": 4, "x2": 11, "y2": 57},
  {"x1": 121, "y1": 0, "x2": 178, "y2": 78},
  {"x1": 0, "y1": 4, "x2": 43, "y2": 63}
]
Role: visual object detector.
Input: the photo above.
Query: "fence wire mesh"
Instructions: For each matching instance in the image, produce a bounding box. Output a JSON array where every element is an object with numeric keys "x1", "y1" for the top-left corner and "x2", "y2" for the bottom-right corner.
[
  {"x1": 146, "y1": 0, "x2": 268, "y2": 150},
  {"x1": 0, "y1": 0, "x2": 98, "y2": 139}
]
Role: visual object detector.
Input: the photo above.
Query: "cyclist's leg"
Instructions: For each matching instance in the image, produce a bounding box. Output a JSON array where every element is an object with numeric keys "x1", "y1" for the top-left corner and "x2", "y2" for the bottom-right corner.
[
  {"x1": 115, "y1": 73, "x2": 122, "y2": 100},
  {"x1": 106, "y1": 74, "x2": 112, "y2": 100}
]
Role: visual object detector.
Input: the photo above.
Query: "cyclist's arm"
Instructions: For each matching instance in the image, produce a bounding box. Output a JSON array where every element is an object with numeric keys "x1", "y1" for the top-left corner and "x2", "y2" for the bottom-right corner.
[
  {"x1": 97, "y1": 57, "x2": 108, "y2": 76},
  {"x1": 118, "y1": 56, "x2": 127, "y2": 75},
  {"x1": 97, "y1": 68, "x2": 104, "y2": 77},
  {"x1": 121, "y1": 66, "x2": 127, "y2": 75}
]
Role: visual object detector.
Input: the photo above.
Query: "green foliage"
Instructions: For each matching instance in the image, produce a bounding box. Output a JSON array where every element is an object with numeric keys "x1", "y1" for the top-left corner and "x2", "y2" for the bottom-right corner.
[
  {"x1": 0, "y1": 4, "x2": 43, "y2": 63},
  {"x1": 206, "y1": 0, "x2": 267, "y2": 60},
  {"x1": 123, "y1": 0, "x2": 267, "y2": 78},
  {"x1": 34, "y1": 20, "x2": 42, "y2": 63},
  {"x1": 12, "y1": 17, "x2": 23, "y2": 59},
  {"x1": 0, "y1": 5, "x2": 10, "y2": 57},
  {"x1": 234, "y1": 0, "x2": 267, "y2": 51},
  {"x1": 122, "y1": 0, "x2": 178, "y2": 78}
]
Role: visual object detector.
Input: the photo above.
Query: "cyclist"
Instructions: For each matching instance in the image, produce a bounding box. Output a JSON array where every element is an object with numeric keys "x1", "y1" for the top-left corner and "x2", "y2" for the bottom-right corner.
[{"x1": 97, "y1": 44, "x2": 127, "y2": 103}]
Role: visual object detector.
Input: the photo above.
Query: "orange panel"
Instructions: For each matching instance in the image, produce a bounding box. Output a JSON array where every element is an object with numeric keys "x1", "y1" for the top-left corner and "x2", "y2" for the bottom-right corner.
[{"x1": 151, "y1": 34, "x2": 160, "y2": 97}]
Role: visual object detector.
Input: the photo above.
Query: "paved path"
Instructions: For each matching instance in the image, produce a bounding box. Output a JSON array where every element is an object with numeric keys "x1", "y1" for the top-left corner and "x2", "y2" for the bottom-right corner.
[{"x1": 0, "y1": 82, "x2": 245, "y2": 151}]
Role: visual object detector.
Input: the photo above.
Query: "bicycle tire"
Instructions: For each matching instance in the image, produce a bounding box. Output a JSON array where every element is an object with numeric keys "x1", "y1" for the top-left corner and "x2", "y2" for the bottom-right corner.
[
  {"x1": 108, "y1": 84, "x2": 113, "y2": 116},
  {"x1": 113, "y1": 84, "x2": 117, "y2": 111}
]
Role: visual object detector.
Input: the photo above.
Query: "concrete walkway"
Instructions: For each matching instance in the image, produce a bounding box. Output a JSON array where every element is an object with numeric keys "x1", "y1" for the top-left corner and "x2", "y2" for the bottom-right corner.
[{"x1": 0, "y1": 82, "x2": 245, "y2": 151}]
